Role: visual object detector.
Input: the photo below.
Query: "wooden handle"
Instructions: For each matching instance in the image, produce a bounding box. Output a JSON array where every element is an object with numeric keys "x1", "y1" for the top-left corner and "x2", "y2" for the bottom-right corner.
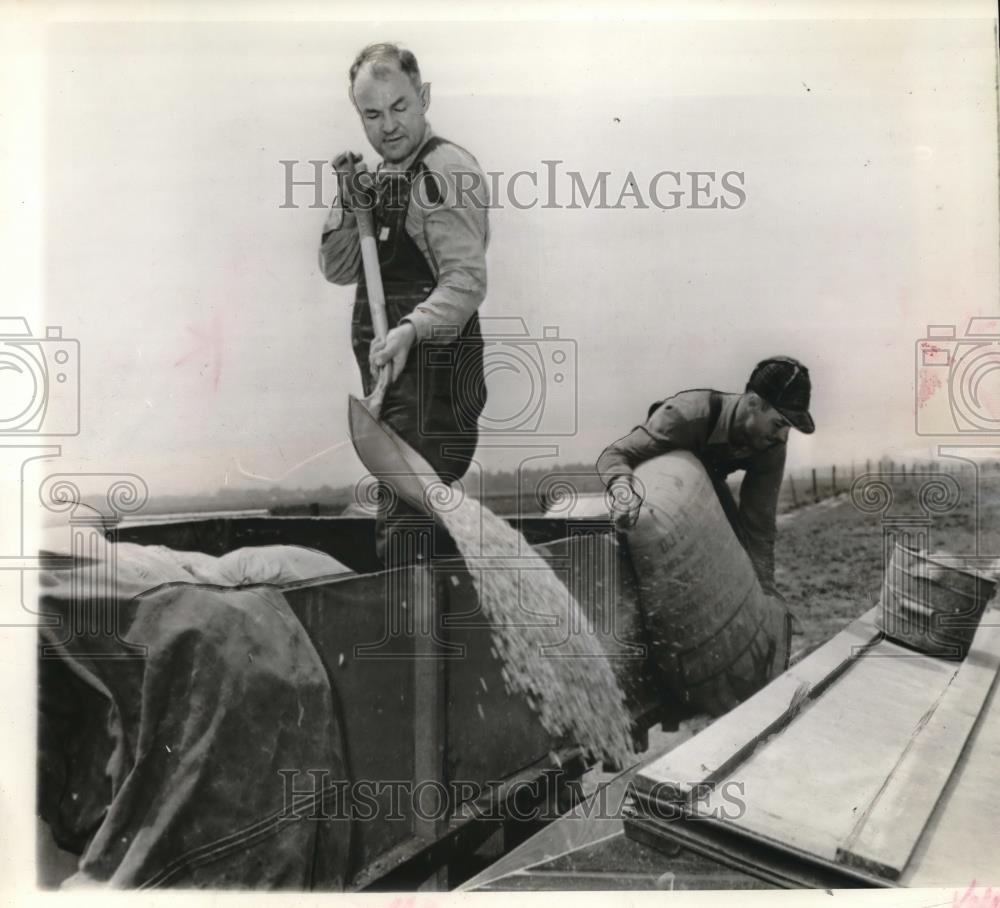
[
  {"x1": 349, "y1": 160, "x2": 391, "y2": 417},
  {"x1": 350, "y1": 164, "x2": 389, "y2": 342}
]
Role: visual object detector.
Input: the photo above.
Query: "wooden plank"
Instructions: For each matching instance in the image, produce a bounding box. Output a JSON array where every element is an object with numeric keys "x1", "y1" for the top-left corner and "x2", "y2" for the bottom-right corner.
[
  {"x1": 628, "y1": 610, "x2": 1000, "y2": 888},
  {"x1": 836, "y1": 608, "x2": 1000, "y2": 881},
  {"x1": 625, "y1": 812, "x2": 886, "y2": 890},
  {"x1": 285, "y1": 575, "x2": 419, "y2": 869},
  {"x1": 633, "y1": 609, "x2": 883, "y2": 803},
  {"x1": 411, "y1": 553, "x2": 447, "y2": 844},
  {"x1": 903, "y1": 634, "x2": 1000, "y2": 887},
  {"x1": 411, "y1": 540, "x2": 449, "y2": 890},
  {"x1": 695, "y1": 641, "x2": 956, "y2": 860}
]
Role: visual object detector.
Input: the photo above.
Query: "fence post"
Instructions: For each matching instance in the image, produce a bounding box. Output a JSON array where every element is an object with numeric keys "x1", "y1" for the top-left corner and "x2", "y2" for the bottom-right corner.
[
  {"x1": 832, "y1": 465, "x2": 837, "y2": 494},
  {"x1": 789, "y1": 474, "x2": 798, "y2": 508},
  {"x1": 812, "y1": 468, "x2": 819, "y2": 502},
  {"x1": 866, "y1": 458, "x2": 871, "y2": 475}
]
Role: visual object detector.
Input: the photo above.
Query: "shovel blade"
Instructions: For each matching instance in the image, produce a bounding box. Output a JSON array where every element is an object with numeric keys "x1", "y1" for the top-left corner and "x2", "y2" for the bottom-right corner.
[{"x1": 347, "y1": 394, "x2": 438, "y2": 517}]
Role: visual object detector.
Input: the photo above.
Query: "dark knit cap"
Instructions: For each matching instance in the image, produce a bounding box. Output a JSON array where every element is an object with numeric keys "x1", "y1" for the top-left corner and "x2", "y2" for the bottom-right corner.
[{"x1": 747, "y1": 356, "x2": 815, "y2": 434}]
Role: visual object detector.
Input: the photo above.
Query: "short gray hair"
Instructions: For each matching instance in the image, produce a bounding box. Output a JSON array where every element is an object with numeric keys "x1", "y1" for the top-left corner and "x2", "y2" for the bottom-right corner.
[{"x1": 349, "y1": 43, "x2": 422, "y2": 93}]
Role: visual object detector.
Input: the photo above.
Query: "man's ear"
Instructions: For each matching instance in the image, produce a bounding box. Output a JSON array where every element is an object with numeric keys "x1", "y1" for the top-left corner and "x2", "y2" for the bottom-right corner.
[
  {"x1": 420, "y1": 81, "x2": 431, "y2": 111},
  {"x1": 348, "y1": 85, "x2": 357, "y2": 111},
  {"x1": 746, "y1": 391, "x2": 764, "y2": 412}
]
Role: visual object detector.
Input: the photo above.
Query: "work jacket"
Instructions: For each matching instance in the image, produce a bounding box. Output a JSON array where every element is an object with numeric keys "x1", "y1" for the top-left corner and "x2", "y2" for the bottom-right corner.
[{"x1": 596, "y1": 389, "x2": 786, "y2": 589}]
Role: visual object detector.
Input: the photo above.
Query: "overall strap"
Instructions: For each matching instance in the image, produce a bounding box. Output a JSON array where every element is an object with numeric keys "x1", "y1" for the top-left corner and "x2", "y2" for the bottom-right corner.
[
  {"x1": 645, "y1": 389, "x2": 725, "y2": 431},
  {"x1": 410, "y1": 136, "x2": 475, "y2": 205},
  {"x1": 373, "y1": 136, "x2": 454, "y2": 221},
  {"x1": 706, "y1": 390, "x2": 725, "y2": 438},
  {"x1": 411, "y1": 135, "x2": 451, "y2": 168}
]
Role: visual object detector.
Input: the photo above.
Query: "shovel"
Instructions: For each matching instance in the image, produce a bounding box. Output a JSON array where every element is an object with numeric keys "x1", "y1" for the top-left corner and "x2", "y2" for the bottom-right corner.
[
  {"x1": 348, "y1": 395, "x2": 440, "y2": 517},
  {"x1": 345, "y1": 157, "x2": 436, "y2": 517}
]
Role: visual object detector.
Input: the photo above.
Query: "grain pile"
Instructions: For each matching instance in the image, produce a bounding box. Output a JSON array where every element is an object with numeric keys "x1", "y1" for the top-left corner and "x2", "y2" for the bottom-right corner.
[{"x1": 438, "y1": 495, "x2": 635, "y2": 767}]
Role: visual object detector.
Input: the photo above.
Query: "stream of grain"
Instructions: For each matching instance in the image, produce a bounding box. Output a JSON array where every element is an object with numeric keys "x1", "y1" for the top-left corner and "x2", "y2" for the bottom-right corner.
[{"x1": 438, "y1": 495, "x2": 635, "y2": 766}]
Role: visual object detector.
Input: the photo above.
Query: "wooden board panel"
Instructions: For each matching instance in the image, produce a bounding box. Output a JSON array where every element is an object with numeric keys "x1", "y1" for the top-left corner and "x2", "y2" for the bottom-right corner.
[
  {"x1": 626, "y1": 810, "x2": 882, "y2": 889},
  {"x1": 837, "y1": 608, "x2": 1000, "y2": 880},
  {"x1": 628, "y1": 609, "x2": 1000, "y2": 888},
  {"x1": 633, "y1": 609, "x2": 883, "y2": 803},
  {"x1": 695, "y1": 638, "x2": 957, "y2": 861},
  {"x1": 284, "y1": 575, "x2": 419, "y2": 871},
  {"x1": 625, "y1": 606, "x2": 1000, "y2": 886},
  {"x1": 412, "y1": 558, "x2": 446, "y2": 844},
  {"x1": 902, "y1": 609, "x2": 1000, "y2": 887}
]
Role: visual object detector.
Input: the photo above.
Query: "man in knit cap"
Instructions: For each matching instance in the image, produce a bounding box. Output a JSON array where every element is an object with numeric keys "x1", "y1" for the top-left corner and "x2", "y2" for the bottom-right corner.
[{"x1": 596, "y1": 356, "x2": 815, "y2": 596}]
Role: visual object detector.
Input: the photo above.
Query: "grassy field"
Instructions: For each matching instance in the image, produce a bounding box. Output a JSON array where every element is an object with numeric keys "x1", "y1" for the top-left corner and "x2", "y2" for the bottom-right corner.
[{"x1": 775, "y1": 464, "x2": 1000, "y2": 653}]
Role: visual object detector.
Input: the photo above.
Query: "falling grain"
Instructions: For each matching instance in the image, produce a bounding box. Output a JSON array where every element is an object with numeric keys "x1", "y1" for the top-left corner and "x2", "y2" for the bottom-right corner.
[{"x1": 439, "y1": 496, "x2": 634, "y2": 766}]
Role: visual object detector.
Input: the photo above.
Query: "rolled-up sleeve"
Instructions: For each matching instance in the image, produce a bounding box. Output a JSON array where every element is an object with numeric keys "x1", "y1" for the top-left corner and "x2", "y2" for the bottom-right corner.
[
  {"x1": 318, "y1": 202, "x2": 362, "y2": 286},
  {"x1": 738, "y1": 444, "x2": 786, "y2": 590},
  {"x1": 402, "y1": 160, "x2": 489, "y2": 341}
]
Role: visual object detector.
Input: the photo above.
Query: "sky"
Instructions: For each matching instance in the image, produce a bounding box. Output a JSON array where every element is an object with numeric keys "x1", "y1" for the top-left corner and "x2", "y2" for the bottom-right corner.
[{"x1": 5, "y1": 7, "x2": 999, "y2": 500}]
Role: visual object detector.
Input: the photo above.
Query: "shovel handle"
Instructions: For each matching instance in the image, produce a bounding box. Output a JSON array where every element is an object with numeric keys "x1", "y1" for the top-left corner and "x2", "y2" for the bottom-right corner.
[
  {"x1": 345, "y1": 157, "x2": 391, "y2": 415},
  {"x1": 348, "y1": 158, "x2": 389, "y2": 343}
]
